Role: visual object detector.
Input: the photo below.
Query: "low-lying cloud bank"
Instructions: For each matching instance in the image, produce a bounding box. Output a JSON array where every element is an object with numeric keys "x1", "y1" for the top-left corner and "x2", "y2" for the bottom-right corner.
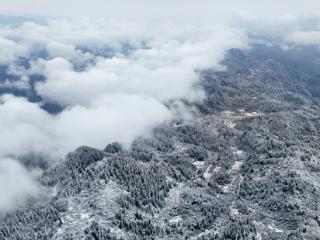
[
  {"x1": 0, "y1": 94, "x2": 172, "y2": 159},
  {"x1": 0, "y1": 19, "x2": 248, "y2": 162},
  {"x1": 0, "y1": 19, "x2": 249, "y2": 210},
  {"x1": 1, "y1": 13, "x2": 320, "y2": 210},
  {"x1": 233, "y1": 14, "x2": 320, "y2": 47},
  {"x1": 0, "y1": 158, "x2": 42, "y2": 211}
]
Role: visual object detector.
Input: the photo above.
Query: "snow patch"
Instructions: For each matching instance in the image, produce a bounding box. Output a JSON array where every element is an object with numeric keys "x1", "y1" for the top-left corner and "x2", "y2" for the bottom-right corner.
[
  {"x1": 268, "y1": 224, "x2": 283, "y2": 233},
  {"x1": 204, "y1": 165, "x2": 213, "y2": 180},
  {"x1": 231, "y1": 161, "x2": 243, "y2": 172},
  {"x1": 169, "y1": 216, "x2": 182, "y2": 224},
  {"x1": 192, "y1": 161, "x2": 205, "y2": 168}
]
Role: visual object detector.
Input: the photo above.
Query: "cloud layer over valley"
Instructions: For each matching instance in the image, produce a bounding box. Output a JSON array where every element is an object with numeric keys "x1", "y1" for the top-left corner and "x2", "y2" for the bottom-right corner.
[
  {"x1": 0, "y1": 19, "x2": 248, "y2": 163},
  {"x1": 0, "y1": 1, "x2": 320, "y2": 211}
]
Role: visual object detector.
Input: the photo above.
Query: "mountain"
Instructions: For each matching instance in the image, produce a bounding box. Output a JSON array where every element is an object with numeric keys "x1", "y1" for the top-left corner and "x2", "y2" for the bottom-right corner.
[{"x1": 1, "y1": 45, "x2": 320, "y2": 240}]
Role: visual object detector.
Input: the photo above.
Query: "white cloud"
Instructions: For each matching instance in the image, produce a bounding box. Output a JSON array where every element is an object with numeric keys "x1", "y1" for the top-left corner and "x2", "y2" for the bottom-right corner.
[
  {"x1": 35, "y1": 27, "x2": 247, "y2": 107},
  {"x1": 286, "y1": 31, "x2": 320, "y2": 45},
  {"x1": 47, "y1": 41, "x2": 77, "y2": 59},
  {"x1": 0, "y1": 15, "x2": 314, "y2": 189},
  {"x1": 0, "y1": 37, "x2": 27, "y2": 65},
  {"x1": 0, "y1": 93, "x2": 172, "y2": 159},
  {"x1": 0, "y1": 158, "x2": 42, "y2": 211},
  {"x1": 231, "y1": 13, "x2": 320, "y2": 47},
  {"x1": 0, "y1": 19, "x2": 152, "y2": 65},
  {"x1": 0, "y1": 75, "x2": 30, "y2": 90},
  {"x1": 0, "y1": 95, "x2": 55, "y2": 158},
  {"x1": 232, "y1": 13, "x2": 299, "y2": 40},
  {"x1": 0, "y1": 19, "x2": 248, "y2": 163},
  {"x1": 54, "y1": 94, "x2": 172, "y2": 152},
  {"x1": 1, "y1": 15, "x2": 319, "y2": 165}
]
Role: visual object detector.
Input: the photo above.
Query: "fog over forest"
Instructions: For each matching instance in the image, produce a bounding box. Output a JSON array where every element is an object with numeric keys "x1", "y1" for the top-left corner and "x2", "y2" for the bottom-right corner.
[{"x1": 0, "y1": 1, "x2": 320, "y2": 240}]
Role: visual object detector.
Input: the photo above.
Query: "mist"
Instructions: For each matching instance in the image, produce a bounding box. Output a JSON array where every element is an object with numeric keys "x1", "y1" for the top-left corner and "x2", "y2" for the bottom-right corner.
[{"x1": 0, "y1": 159, "x2": 42, "y2": 211}]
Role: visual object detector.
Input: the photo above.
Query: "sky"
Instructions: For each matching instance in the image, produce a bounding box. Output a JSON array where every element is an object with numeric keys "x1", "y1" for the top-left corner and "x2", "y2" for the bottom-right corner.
[
  {"x1": 0, "y1": 0, "x2": 319, "y2": 211},
  {"x1": 0, "y1": 0, "x2": 319, "y2": 22}
]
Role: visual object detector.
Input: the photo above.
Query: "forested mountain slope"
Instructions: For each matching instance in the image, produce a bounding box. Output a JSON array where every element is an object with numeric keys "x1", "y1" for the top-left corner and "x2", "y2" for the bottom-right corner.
[{"x1": 1, "y1": 45, "x2": 320, "y2": 240}]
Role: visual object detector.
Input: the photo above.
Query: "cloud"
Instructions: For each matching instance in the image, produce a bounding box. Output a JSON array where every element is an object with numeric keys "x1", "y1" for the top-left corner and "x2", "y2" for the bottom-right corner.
[
  {"x1": 47, "y1": 41, "x2": 81, "y2": 60},
  {"x1": 35, "y1": 28, "x2": 246, "y2": 107},
  {"x1": 0, "y1": 19, "x2": 151, "y2": 66},
  {"x1": 0, "y1": 14, "x2": 274, "y2": 212},
  {"x1": 286, "y1": 31, "x2": 320, "y2": 45},
  {"x1": 0, "y1": 95, "x2": 55, "y2": 158},
  {"x1": 0, "y1": 75, "x2": 30, "y2": 90},
  {"x1": 232, "y1": 13, "x2": 299, "y2": 40},
  {"x1": 57, "y1": 94, "x2": 172, "y2": 151},
  {"x1": 0, "y1": 19, "x2": 248, "y2": 163},
  {"x1": 0, "y1": 94, "x2": 172, "y2": 160},
  {"x1": 0, "y1": 37, "x2": 27, "y2": 65},
  {"x1": 0, "y1": 14, "x2": 318, "y2": 165},
  {"x1": 0, "y1": 158, "x2": 42, "y2": 211},
  {"x1": 231, "y1": 13, "x2": 320, "y2": 48}
]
